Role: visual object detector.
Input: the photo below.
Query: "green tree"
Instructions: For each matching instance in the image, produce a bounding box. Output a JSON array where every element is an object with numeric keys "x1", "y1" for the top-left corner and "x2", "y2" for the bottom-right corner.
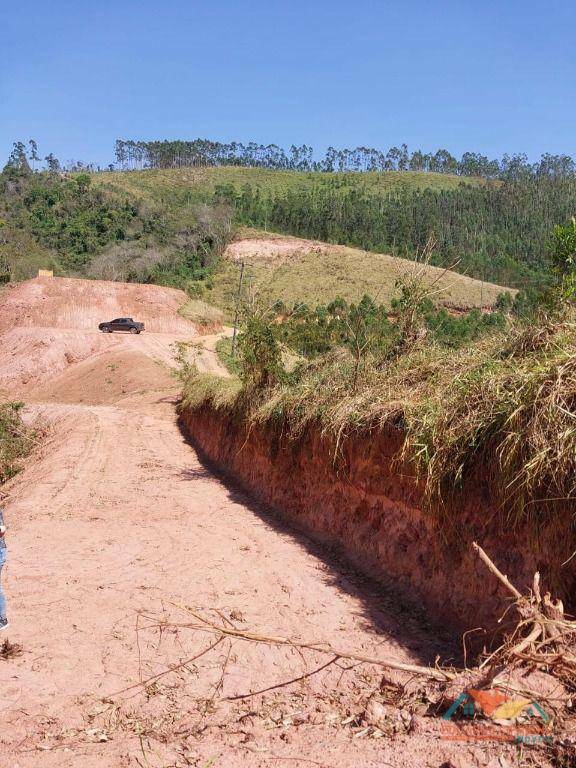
[
  {"x1": 551, "y1": 218, "x2": 576, "y2": 301},
  {"x1": 4, "y1": 141, "x2": 31, "y2": 174},
  {"x1": 28, "y1": 139, "x2": 40, "y2": 171},
  {"x1": 238, "y1": 314, "x2": 284, "y2": 389},
  {"x1": 44, "y1": 153, "x2": 61, "y2": 172},
  {"x1": 344, "y1": 295, "x2": 391, "y2": 391},
  {"x1": 551, "y1": 218, "x2": 576, "y2": 274},
  {"x1": 75, "y1": 173, "x2": 92, "y2": 194}
]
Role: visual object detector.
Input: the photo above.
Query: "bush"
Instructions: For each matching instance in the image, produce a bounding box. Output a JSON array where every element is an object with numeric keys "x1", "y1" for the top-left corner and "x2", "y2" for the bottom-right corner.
[
  {"x1": 0, "y1": 402, "x2": 33, "y2": 484},
  {"x1": 275, "y1": 294, "x2": 504, "y2": 361},
  {"x1": 551, "y1": 218, "x2": 576, "y2": 302},
  {"x1": 238, "y1": 315, "x2": 285, "y2": 389}
]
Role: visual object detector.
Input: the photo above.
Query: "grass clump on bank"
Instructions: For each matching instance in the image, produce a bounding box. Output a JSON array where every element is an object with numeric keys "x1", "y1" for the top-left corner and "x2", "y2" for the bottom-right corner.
[
  {"x1": 214, "y1": 336, "x2": 242, "y2": 376},
  {"x1": 405, "y1": 322, "x2": 576, "y2": 523},
  {"x1": 184, "y1": 316, "x2": 576, "y2": 526},
  {"x1": 0, "y1": 402, "x2": 34, "y2": 484},
  {"x1": 179, "y1": 297, "x2": 225, "y2": 329}
]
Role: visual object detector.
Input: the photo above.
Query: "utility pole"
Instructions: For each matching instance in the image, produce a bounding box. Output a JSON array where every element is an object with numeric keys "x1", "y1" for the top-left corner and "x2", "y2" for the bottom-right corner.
[{"x1": 231, "y1": 261, "x2": 245, "y2": 358}]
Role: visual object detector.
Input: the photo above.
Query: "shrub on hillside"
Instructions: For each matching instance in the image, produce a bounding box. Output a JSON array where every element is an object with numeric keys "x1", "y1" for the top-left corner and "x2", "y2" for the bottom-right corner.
[
  {"x1": 87, "y1": 243, "x2": 173, "y2": 283},
  {"x1": 238, "y1": 314, "x2": 285, "y2": 390},
  {"x1": 0, "y1": 402, "x2": 33, "y2": 484}
]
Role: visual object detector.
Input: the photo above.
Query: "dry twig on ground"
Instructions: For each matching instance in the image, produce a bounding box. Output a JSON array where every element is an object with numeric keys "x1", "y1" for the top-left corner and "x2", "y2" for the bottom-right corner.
[{"x1": 143, "y1": 602, "x2": 456, "y2": 683}]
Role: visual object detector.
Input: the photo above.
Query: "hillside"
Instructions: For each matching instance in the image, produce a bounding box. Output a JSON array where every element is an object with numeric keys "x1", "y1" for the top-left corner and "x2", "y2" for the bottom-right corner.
[
  {"x1": 0, "y1": 165, "x2": 513, "y2": 317},
  {"x1": 92, "y1": 169, "x2": 513, "y2": 312},
  {"x1": 0, "y1": 165, "x2": 233, "y2": 288},
  {"x1": 3, "y1": 155, "x2": 575, "y2": 307},
  {"x1": 213, "y1": 230, "x2": 512, "y2": 313},
  {"x1": 93, "y1": 166, "x2": 571, "y2": 291},
  {"x1": 94, "y1": 165, "x2": 484, "y2": 203}
]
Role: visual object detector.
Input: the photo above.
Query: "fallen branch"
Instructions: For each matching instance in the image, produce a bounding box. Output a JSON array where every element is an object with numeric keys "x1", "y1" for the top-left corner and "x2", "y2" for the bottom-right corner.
[
  {"x1": 109, "y1": 636, "x2": 224, "y2": 697},
  {"x1": 143, "y1": 603, "x2": 456, "y2": 682},
  {"x1": 226, "y1": 656, "x2": 340, "y2": 701},
  {"x1": 472, "y1": 542, "x2": 522, "y2": 600},
  {"x1": 119, "y1": 542, "x2": 576, "y2": 716}
]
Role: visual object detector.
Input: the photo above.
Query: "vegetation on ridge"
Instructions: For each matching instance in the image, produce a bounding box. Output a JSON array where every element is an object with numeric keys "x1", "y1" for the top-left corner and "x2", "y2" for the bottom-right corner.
[
  {"x1": 0, "y1": 145, "x2": 234, "y2": 289},
  {"x1": 113, "y1": 137, "x2": 576, "y2": 180},
  {"x1": 182, "y1": 229, "x2": 576, "y2": 529}
]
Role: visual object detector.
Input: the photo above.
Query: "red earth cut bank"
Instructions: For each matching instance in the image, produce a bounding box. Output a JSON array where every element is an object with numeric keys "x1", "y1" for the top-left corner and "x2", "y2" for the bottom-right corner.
[{"x1": 181, "y1": 405, "x2": 576, "y2": 638}]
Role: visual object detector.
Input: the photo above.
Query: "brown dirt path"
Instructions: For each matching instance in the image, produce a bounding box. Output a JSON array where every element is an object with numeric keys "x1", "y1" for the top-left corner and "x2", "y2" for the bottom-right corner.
[{"x1": 0, "y1": 278, "x2": 512, "y2": 767}]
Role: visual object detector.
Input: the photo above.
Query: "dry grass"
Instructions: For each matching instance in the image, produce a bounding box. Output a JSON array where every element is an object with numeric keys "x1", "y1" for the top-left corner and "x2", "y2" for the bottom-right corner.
[
  {"x1": 420, "y1": 326, "x2": 576, "y2": 525},
  {"x1": 182, "y1": 314, "x2": 576, "y2": 528},
  {"x1": 181, "y1": 369, "x2": 242, "y2": 412},
  {"x1": 179, "y1": 297, "x2": 225, "y2": 328},
  {"x1": 209, "y1": 234, "x2": 511, "y2": 315}
]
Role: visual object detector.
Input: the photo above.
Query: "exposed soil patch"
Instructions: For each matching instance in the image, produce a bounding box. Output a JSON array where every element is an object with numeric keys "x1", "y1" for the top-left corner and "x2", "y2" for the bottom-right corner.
[
  {"x1": 225, "y1": 235, "x2": 328, "y2": 266},
  {"x1": 28, "y1": 350, "x2": 176, "y2": 405},
  {"x1": 0, "y1": 276, "x2": 195, "y2": 334}
]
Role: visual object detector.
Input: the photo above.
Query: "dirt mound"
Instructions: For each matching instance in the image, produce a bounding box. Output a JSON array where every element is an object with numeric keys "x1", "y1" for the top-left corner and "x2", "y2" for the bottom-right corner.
[
  {"x1": 0, "y1": 327, "x2": 112, "y2": 394},
  {"x1": 28, "y1": 349, "x2": 176, "y2": 405},
  {"x1": 0, "y1": 276, "x2": 195, "y2": 334}
]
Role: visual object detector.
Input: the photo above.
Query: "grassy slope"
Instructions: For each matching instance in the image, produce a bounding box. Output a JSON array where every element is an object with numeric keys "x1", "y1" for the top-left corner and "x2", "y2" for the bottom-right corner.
[
  {"x1": 95, "y1": 166, "x2": 485, "y2": 202},
  {"x1": 94, "y1": 168, "x2": 510, "y2": 312},
  {"x1": 211, "y1": 230, "x2": 511, "y2": 313}
]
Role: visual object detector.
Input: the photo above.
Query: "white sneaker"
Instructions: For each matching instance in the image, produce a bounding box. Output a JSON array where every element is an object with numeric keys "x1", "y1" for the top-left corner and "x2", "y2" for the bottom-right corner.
[{"x1": 0, "y1": 618, "x2": 8, "y2": 631}]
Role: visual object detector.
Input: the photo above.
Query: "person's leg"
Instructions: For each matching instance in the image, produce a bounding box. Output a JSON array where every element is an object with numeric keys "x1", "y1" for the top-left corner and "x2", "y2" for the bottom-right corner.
[{"x1": 0, "y1": 549, "x2": 7, "y2": 625}]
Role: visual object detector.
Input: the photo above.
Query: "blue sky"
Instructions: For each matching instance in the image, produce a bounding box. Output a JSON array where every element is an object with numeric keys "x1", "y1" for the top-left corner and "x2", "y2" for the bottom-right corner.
[{"x1": 1, "y1": 0, "x2": 574, "y2": 167}]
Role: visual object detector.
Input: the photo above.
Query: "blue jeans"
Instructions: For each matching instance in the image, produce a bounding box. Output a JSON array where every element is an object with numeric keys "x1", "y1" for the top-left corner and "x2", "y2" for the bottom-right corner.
[{"x1": 0, "y1": 548, "x2": 6, "y2": 621}]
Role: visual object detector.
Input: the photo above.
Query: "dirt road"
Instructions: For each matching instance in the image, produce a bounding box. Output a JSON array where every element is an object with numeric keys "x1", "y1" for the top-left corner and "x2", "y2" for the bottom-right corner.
[{"x1": 0, "y1": 278, "x2": 507, "y2": 767}]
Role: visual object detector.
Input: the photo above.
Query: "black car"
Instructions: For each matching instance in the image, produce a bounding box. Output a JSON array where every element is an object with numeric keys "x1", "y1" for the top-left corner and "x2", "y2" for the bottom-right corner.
[{"x1": 98, "y1": 317, "x2": 145, "y2": 334}]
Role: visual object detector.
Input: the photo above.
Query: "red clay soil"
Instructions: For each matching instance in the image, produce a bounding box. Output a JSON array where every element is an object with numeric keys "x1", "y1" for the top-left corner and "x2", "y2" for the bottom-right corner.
[
  {"x1": 180, "y1": 409, "x2": 576, "y2": 641},
  {"x1": 0, "y1": 277, "x2": 516, "y2": 767}
]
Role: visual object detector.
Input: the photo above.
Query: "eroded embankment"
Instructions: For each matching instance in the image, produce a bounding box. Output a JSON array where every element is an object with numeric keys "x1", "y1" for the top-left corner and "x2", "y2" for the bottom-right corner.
[{"x1": 181, "y1": 405, "x2": 576, "y2": 637}]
